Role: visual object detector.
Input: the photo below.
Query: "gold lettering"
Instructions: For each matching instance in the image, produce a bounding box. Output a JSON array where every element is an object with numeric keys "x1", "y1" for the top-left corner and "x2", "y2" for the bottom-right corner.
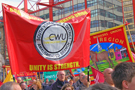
[
  {"x1": 119, "y1": 40, "x2": 124, "y2": 44},
  {"x1": 54, "y1": 64, "x2": 57, "y2": 70},
  {"x1": 115, "y1": 38, "x2": 119, "y2": 43},
  {"x1": 100, "y1": 38, "x2": 103, "y2": 42},
  {"x1": 108, "y1": 37, "x2": 112, "y2": 42},
  {"x1": 29, "y1": 65, "x2": 33, "y2": 71},
  {"x1": 50, "y1": 64, "x2": 53, "y2": 70},
  {"x1": 76, "y1": 62, "x2": 80, "y2": 67},
  {"x1": 34, "y1": 65, "x2": 38, "y2": 70},
  {"x1": 70, "y1": 62, "x2": 73, "y2": 68},
  {"x1": 43, "y1": 65, "x2": 46, "y2": 70},
  {"x1": 104, "y1": 37, "x2": 107, "y2": 41}
]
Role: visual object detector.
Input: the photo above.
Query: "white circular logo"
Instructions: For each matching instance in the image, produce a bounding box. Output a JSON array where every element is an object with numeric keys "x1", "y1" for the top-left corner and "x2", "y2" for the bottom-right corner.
[{"x1": 34, "y1": 22, "x2": 74, "y2": 60}]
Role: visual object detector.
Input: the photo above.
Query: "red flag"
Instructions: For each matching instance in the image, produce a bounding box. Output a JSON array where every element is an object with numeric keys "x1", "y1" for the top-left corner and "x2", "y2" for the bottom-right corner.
[
  {"x1": 91, "y1": 66, "x2": 104, "y2": 83},
  {"x1": 2, "y1": 3, "x2": 90, "y2": 74}
]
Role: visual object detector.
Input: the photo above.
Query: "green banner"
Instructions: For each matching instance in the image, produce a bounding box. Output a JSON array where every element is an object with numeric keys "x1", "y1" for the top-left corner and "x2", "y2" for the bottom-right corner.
[
  {"x1": 43, "y1": 71, "x2": 58, "y2": 81},
  {"x1": 23, "y1": 78, "x2": 32, "y2": 81}
]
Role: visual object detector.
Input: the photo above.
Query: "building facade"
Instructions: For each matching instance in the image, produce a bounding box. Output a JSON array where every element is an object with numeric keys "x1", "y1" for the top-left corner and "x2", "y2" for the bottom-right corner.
[{"x1": 31, "y1": 0, "x2": 123, "y2": 33}]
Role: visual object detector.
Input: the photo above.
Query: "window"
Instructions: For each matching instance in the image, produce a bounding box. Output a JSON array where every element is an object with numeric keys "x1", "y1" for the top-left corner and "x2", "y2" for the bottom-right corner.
[
  {"x1": 46, "y1": 13, "x2": 49, "y2": 19},
  {"x1": 124, "y1": 6, "x2": 133, "y2": 11},
  {"x1": 69, "y1": 6, "x2": 73, "y2": 12},
  {"x1": 64, "y1": 7, "x2": 69, "y2": 14},
  {"x1": 107, "y1": 12, "x2": 116, "y2": 19},
  {"x1": 78, "y1": 3, "x2": 83, "y2": 10},
  {"x1": 116, "y1": 6, "x2": 122, "y2": 12},
  {"x1": 82, "y1": 3, "x2": 85, "y2": 9},
  {"x1": 101, "y1": 20, "x2": 107, "y2": 27},
  {"x1": 128, "y1": 25, "x2": 134, "y2": 29},
  {"x1": 91, "y1": 20, "x2": 99, "y2": 28},
  {"x1": 108, "y1": 22, "x2": 114, "y2": 28},
  {"x1": 117, "y1": 16, "x2": 123, "y2": 22},
  {"x1": 126, "y1": 18, "x2": 133, "y2": 23},
  {"x1": 100, "y1": 9, "x2": 106, "y2": 16},
  {"x1": 74, "y1": 5, "x2": 78, "y2": 11},
  {"x1": 123, "y1": 1, "x2": 132, "y2": 5},
  {"x1": 125, "y1": 12, "x2": 133, "y2": 18},
  {"x1": 91, "y1": 9, "x2": 98, "y2": 17}
]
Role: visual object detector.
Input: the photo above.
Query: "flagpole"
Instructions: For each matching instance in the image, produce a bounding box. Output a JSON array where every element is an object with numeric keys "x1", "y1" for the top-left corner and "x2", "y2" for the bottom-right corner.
[
  {"x1": 13, "y1": 75, "x2": 15, "y2": 82},
  {"x1": 87, "y1": 66, "x2": 89, "y2": 82}
]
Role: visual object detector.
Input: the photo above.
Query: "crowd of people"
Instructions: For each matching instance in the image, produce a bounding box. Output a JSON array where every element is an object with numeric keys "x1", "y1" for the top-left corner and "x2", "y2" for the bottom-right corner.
[{"x1": 0, "y1": 62, "x2": 135, "y2": 90}]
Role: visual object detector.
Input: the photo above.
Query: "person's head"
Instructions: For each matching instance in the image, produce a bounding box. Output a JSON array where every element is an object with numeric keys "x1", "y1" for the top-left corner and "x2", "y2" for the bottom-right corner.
[
  {"x1": 82, "y1": 75, "x2": 91, "y2": 87},
  {"x1": 79, "y1": 72, "x2": 85, "y2": 82},
  {"x1": 49, "y1": 79, "x2": 55, "y2": 85},
  {"x1": 103, "y1": 68, "x2": 114, "y2": 85},
  {"x1": 91, "y1": 83, "x2": 118, "y2": 90},
  {"x1": 61, "y1": 83, "x2": 74, "y2": 90},
  {"x1": 17, "y1": 77, "x2": 22, "y2": 84},
  {"x1": 0, "y1": 82, "x2": 22, "y2": 90},
  {"x1": 20, "y1": 82, "x2": 26, "y2": 90},
  {"x1": 32, "y1": 79, "x2": 37, "y2": 84},
  {"x1": 45, "y1": 78, "x2": 49, "y2": 83},
  {"x1": 73, "y1": 76, "x2": 79, "y2": 83},
  {"x1": 36, "y1": 79, "x2": 42, "y2": 89},
  {"x1": 112, "y1": 62, "x2": 135, "y2": 90},
  {"x1": 69, "y1": 79, "x2": 73, "y2": 86},
  {"x1": 57, "y1": 70, "x2": 66, "y2": 82}
]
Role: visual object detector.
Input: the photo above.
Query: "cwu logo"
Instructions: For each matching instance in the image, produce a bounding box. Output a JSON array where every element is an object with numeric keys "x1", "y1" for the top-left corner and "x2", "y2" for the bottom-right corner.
[{"x1": 34, "y1": 22, "x2": 74, "y2": 60}]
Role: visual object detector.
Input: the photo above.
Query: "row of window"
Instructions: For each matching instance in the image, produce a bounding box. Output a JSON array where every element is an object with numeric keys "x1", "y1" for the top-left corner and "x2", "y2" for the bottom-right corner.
[
  {"x1": 90, "y1": 9, "x2": 123, "y2": 22},
  {"x1": 123, "y1": 1, "x2": 132, "y2": 5},
  {"x1": 124, "y1": 6, "x2": 133, "y2": 11},
  {"x1": 91, "y1": 20, "x2": 119, "y2": 28},
  {"x1": 124, "y1": 12, "x2": 133, "y2": 18},
  {"x1": 100, "y1": 9, "x2": 123, "y2": 22},
  {"x1": 38, "y1": 0, "x2": 122, "y2": 20},
  {"x1": 98, "y1": 0, "x2": 122, "y2": 12}
]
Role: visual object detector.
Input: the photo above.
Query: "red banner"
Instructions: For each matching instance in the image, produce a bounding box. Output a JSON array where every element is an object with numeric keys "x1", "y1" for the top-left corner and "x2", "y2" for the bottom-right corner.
[
  {"x1": 90, "y1": 25, "x2": 134, "y2": 71},
  {"x1": 4, "y1": 65, "x2": 37, "y2": 77},
  {"x1": 2, "y1": 3, "x2": 90, "y2": 74},
  {"x1": 91, "y1": 66, "x2": 104, "y2": 83}
]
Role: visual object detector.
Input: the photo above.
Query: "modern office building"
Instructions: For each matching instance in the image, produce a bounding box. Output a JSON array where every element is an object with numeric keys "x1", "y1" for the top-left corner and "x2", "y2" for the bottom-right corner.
[{"x1": 31, "y1": 0, "x2": 123, "y2": 33}]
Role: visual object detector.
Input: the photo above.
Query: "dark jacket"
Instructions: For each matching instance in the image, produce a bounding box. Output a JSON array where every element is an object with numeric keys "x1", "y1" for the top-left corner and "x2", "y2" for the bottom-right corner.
[
  {"x1": 45, "y1": 84, "x2": 52, "y2": 90},
  {"x1": 49, "y1": 79, "x2": 68, "y2": 90},
  {"x1": 73, "y1": 80, "x2": 82, "y2": 89},
  {"x1": 43, "y1": 82, "x2": 49, "y2": 90},
  {"x1": 75, "y1": 84, "x2": 91, "y2": 90}
]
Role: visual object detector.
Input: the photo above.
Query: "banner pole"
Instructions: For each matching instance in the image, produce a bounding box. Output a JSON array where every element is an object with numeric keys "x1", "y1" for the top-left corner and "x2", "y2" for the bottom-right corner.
[
  {"x1": 87, "y1": 66, "x2": 89, "y2": 82},
  {"x1": 3, "y1": 66, "x2": 5, "y2": 81},
  {"x1": 13, "y1": 75, "x2": 15, "y2": 82}
]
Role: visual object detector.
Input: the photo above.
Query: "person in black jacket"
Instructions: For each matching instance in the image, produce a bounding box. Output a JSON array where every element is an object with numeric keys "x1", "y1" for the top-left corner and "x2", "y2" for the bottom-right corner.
[
  {"x1": 73, "y1": 72, "x2": 85, "y2": 89},
  {"x1": 50, "y1": 71, "x2": 68, "y2": 90},
  {"x1": 45, "y1": 79, "x2": 54, "y2": 90}
]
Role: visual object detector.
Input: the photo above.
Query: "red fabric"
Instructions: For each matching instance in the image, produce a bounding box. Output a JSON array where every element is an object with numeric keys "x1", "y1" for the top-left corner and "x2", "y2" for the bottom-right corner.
[
  {"x1": 2, "y1": 3, "x2": 91, "y2": 74},
  {"x1": 91, "y1": 66, "x2": 104, "y2": 83},
  {"x1": 0, "y1": 81, "x2": 3, "y2": 87}
]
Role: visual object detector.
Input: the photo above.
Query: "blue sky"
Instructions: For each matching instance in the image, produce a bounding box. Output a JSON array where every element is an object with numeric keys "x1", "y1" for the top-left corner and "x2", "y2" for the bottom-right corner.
[
  {"x1": 0, "y1": 0, "x2": 49, "y2": 16},
  {"x1": 90, "y1": 43, "x2": 123, "y2": 52}
]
